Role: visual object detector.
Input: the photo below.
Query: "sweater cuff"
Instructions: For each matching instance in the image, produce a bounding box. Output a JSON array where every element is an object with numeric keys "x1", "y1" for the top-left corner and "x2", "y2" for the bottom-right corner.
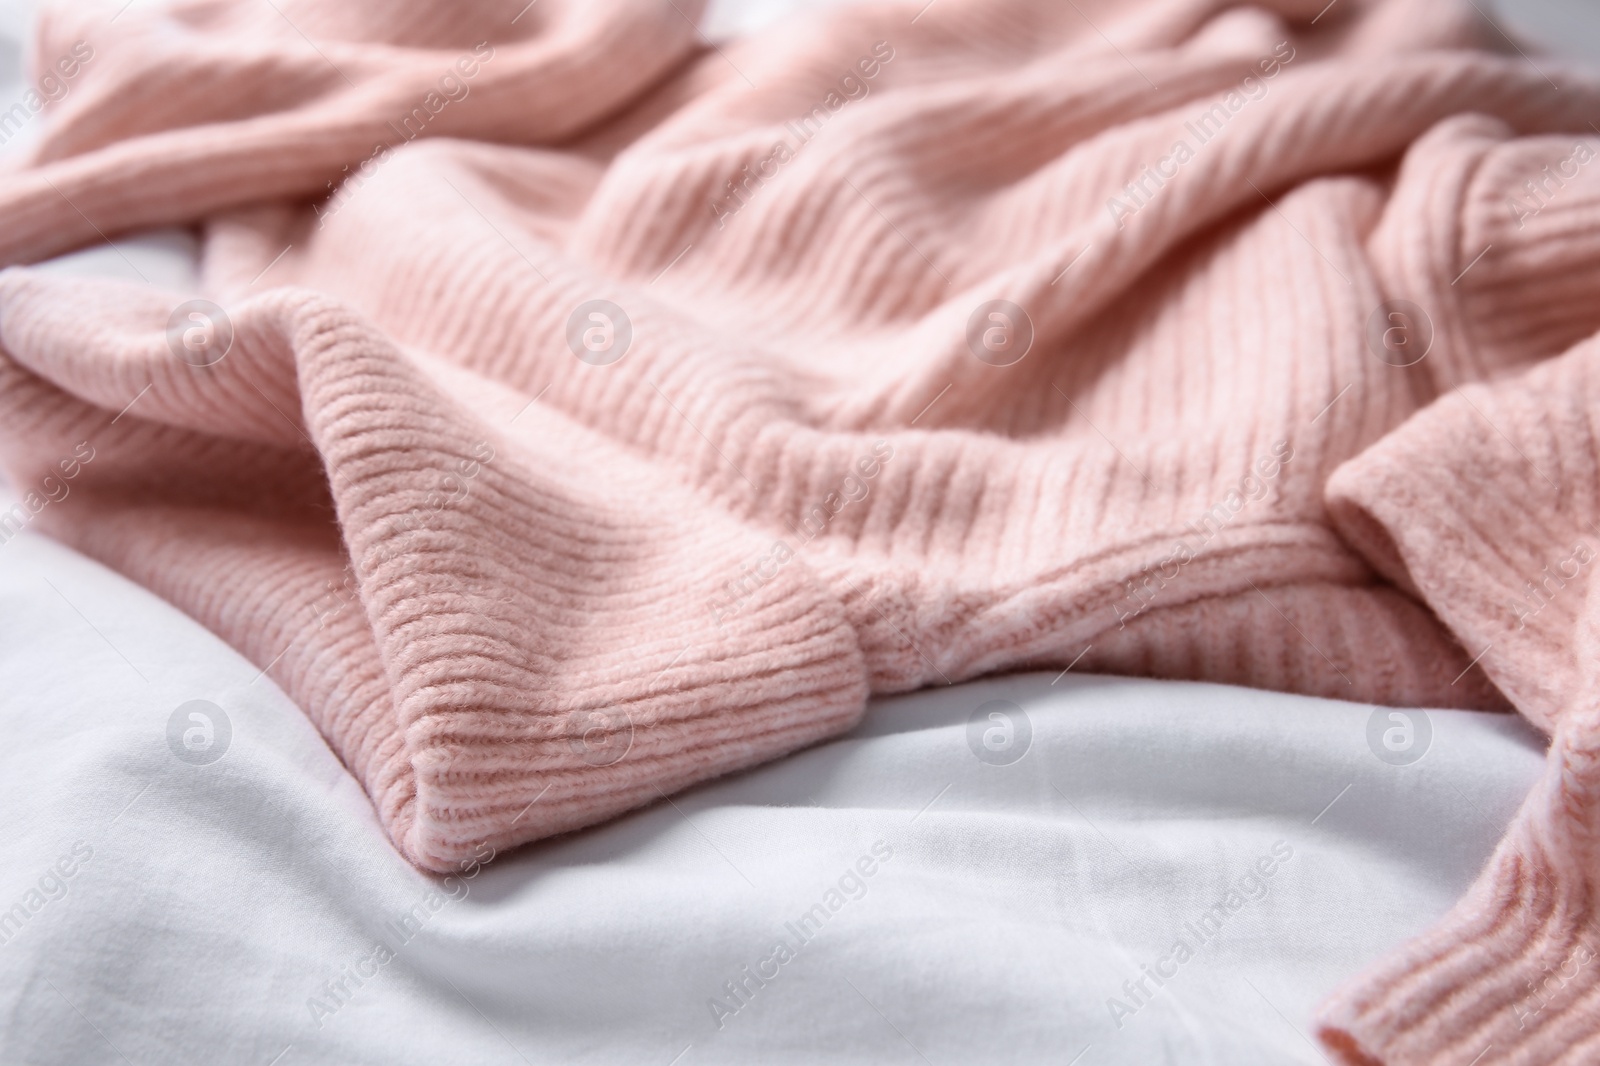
[
  {"x1": 0, "y1": 274, "x2": 874, "y2": 874},
  {"x1": 1321, "y1": 332, "x2": 1600, "y2": 1062},
  {"x1": 289, "y1": 294, "x2": 878, "y2": 872},
  {"x1": 1317, "y1": 718, "x2": 1600, "y2": 1064}
]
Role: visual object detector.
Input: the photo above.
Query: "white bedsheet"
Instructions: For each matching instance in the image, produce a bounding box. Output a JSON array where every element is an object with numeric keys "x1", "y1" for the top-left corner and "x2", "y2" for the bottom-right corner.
[
  {"x1": 0, "y1": 1, "x2": 1589, "y2": 1063},
  {"x1": 0, "y1": 531, "x2": 1547, "y2": 1065}
]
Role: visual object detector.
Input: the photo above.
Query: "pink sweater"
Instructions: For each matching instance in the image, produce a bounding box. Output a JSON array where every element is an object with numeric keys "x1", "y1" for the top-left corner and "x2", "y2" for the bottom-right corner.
[{"x1": 1, "y1": 0, "x2": 1598, "y2": 1059}]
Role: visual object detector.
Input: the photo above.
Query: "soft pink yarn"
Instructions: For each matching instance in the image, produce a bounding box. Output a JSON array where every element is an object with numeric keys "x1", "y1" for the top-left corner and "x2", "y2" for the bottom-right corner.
[{"x1": 2, "y1": 0, "x2": 1599, "y2": 1059}]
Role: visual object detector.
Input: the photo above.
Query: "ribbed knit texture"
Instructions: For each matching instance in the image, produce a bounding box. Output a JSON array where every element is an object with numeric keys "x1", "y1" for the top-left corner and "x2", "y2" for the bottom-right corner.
[{"x1": 2, "y1": 0, "x2": 1600, "y2": 1059}]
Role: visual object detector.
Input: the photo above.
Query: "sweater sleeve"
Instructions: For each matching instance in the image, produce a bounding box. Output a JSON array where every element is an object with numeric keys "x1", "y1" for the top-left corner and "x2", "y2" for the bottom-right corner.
[
  {"x1": 0, "y1": 269, "x2": 872, "y2": 874},
  {"x1": 1318, "y1": 332, "x2": 1600, "y2": 1064}
]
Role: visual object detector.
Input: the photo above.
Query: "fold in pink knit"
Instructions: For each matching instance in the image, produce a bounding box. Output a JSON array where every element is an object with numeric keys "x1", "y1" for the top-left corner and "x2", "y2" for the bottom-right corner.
[{"x1": 2, "y1": 0, "x2": 1600, "y2": 1059}]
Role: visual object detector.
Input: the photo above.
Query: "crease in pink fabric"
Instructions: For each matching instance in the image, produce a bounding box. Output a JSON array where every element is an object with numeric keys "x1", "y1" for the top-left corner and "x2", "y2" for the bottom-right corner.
[{"x1": 3, "y1": 0, "x2": 1600, "y2": 1060}]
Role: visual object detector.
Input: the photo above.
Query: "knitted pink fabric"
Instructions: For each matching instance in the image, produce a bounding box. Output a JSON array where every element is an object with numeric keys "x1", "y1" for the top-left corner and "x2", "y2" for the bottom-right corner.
[{"x1": 3, "y1": 0, "x2": 1600, "y2": 1059}]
